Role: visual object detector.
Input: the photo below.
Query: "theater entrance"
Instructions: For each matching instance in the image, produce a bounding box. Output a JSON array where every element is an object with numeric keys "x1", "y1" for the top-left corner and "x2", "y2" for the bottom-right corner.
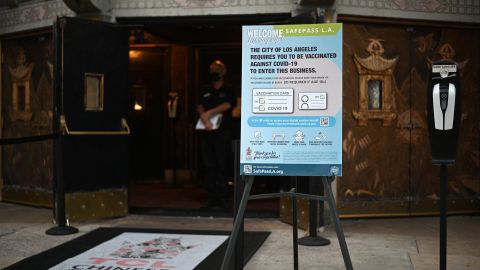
[{"x1": 121, "y1": 15, "x2": 291, "y2": 215}]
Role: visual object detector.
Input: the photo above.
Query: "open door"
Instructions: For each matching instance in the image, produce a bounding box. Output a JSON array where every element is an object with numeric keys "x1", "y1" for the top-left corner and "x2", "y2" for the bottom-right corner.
[{"x1": 55, "y1": 17, "x2": 129, "y2": 221}]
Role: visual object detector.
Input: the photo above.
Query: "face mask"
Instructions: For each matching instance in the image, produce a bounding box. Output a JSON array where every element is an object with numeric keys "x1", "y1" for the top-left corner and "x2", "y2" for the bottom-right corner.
[{"x1": 210, "y1": 72, "x2": 221, "y2": 82}]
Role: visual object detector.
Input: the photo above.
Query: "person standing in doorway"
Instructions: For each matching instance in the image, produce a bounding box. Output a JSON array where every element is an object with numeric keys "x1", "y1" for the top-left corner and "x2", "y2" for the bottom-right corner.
[{"x1": 197, "y1": 60, "x2": 235, "y2": 209}]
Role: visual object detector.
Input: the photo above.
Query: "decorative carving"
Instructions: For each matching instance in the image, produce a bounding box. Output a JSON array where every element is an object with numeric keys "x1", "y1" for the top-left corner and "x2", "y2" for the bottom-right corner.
[
  {"x1": 352, "y1": 39, "x2": 399, "y2": 126},
  {"x1": 426, "y1": 42, "x2": 469, "y2": 71},
  {"x1": 8, "y1": 47, "x2": 34, "y2": 121},
  {"x1": 414, "y1": 32, "x2": 436, "y2": 54},
  {"x1": 63, "y1": 0, "x2": 111, "y2": 13},
  {"x1": 392, "y1": 0, "x2": 443, "y2": 12},
  {"x1": 335, "y1": 0, "x2": 479, "y2": 24},
  {"x1": 0, "y1": 0, "x2": 479, "y2": 36},
  {"x1": 0, "y1": 1, "x2": 73, "y2": 35},
  {"x1": 114, "y1": 0, "x2": 292, "y2": 9}
]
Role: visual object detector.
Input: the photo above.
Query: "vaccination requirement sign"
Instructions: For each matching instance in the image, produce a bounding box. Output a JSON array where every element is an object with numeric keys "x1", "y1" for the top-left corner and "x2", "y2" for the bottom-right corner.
[{"x1": 240, "y1": 23, "x2": 343, "y2": 176}]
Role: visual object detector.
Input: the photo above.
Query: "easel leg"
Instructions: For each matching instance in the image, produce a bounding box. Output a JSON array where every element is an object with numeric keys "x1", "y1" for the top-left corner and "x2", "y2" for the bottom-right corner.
[
  {"x1": 323, "y1": 177, "x2": 353, "y2": 270},
  {"x1": 221, "y1": 175, "x2": 255, "y2": 270},
  {"x1": 232, "y1": 140, "x2": 244, "y2": 270}
]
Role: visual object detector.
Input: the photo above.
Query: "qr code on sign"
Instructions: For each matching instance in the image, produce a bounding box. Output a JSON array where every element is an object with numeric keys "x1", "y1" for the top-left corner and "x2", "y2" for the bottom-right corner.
[{"x1": 320, "y1": 117, "x2": 329, "y2": 126}]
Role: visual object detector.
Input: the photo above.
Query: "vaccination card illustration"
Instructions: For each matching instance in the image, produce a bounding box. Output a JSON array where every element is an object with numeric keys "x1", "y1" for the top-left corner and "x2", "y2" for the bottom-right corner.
[{"x1": 252, "y1": 88, "x2": 294, "y2": 114}]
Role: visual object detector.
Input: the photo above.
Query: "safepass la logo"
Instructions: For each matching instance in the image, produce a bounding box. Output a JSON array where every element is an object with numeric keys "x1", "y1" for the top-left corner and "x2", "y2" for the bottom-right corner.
[{"x1": 244, "y1": 165, "x2": 253, "y2": 174}]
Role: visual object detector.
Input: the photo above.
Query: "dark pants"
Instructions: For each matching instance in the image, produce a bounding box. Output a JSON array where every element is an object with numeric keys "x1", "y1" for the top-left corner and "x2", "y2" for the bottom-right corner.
[{"x1": 199, "y1": 129, "x2": 231, "y2": 203}]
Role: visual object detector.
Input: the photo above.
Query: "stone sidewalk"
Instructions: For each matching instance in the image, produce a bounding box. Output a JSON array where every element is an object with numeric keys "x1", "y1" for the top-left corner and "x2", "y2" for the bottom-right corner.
[{"x1": 0, "y1": 202, "x2": 479, "y2": 269}]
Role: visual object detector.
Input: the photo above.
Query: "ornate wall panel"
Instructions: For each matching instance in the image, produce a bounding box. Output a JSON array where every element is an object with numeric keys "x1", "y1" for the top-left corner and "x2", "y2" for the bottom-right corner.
[
  {"x1": 0, "y1": 1, "x2": 479, "y2": 35},
  {"x1": 336, "y1": 0, "x2": 480, "y2": 23},
  {"x1": 113, "y1": 0, "x2": 295, "y2": 17},
  {"x1": 340, "y1": 21, "x2": 479, "y2": 216},
  {"x1": 0, "y1": 0, "x2": 73, "y2": 34},
  {"x1": 341, "y1": 23, "x2": 412, "y2": 216},
  {"x1": 1, "y1": 32, "x2": 54, "y2": 202}
]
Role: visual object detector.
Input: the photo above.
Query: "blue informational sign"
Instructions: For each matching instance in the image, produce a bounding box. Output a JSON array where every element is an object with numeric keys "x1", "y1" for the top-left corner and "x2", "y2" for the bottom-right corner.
[{"x1": 240, "y1": 23, "x2": 343, "y2": 176}]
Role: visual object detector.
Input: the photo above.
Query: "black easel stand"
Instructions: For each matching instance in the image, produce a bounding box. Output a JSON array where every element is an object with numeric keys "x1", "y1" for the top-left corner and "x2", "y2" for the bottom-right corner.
[
  {"x1": 439, "y1": 163, "x2": 447, "y2": 270},
  {"x1": 46, "y1": 133, "x2": 78, "y2": 235},
  {"x1": 222, "y1": 169, "x2": 353, "y2": 269},
  {"x1": 233, "y1": 141, "x2": 244, "y2": 270},
  {"x1": 298, "y1": 176, "x2": 331, "y2": 246}
]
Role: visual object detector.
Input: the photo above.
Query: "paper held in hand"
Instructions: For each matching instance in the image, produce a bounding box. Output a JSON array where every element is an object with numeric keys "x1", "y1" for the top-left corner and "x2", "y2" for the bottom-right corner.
[{"x1": 195, "y1": 113, "x2": 223, "y2": 130}]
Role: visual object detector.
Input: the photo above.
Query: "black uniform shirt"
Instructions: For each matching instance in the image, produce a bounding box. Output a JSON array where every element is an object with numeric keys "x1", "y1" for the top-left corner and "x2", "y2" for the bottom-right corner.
[{"x1": 198, "y1": 84, "x2": 234, "y2": 130}]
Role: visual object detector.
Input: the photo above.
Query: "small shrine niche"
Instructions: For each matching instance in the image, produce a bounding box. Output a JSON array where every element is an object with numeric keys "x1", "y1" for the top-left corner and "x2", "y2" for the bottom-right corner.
[
  {"x1": 368, "y1": 80, "x2": 382, "y2": 109},
  {"x1": 352, "y1": 39, "x2": 398, "y2": 126},
  {"x1": 426, "y1": 43, "x2": 469, "y2": 72},
  {"x1": 8, "y1": 48, "x2": 34, "y2": 121}
]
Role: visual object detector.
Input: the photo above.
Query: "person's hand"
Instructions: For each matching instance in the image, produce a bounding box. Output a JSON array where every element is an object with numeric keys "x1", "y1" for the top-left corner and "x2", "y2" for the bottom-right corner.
[
  {"x1": 204, "y1": 120, "x2": 213, "y2": 130},
  {"x1": 201, "y1": 112, "x2": 213, "y2": 130}
]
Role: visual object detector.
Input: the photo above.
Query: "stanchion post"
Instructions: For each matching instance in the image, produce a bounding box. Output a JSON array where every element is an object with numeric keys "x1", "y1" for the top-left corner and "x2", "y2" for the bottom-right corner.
[
  {"x1": 46, "y1": 22, "x2": 77, "y2": 236},
  {"x1": 299, "y1": 176, "x2": 331, "y2": 246},
  {"x1": 439, "y1": 164, "x2": 447, "y2": 270},
  {"x1": 291, "y1": 177, "x2": 299, "y2": 270},
  {"x1": 46, "y1": 132, "x2": 78, "y2": 235}
]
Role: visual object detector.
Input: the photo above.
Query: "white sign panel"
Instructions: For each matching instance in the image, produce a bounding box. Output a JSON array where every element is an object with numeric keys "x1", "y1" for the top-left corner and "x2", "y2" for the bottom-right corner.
[{"x1": 240, "y1": 23, "x2": 343, "y2": 176}]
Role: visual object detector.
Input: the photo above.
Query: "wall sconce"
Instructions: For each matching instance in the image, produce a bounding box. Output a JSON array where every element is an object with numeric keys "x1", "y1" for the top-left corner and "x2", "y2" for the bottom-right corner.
[
  {"x1": 129, "y1": 50, "x2": 141, "y2": 59},
  {"x1": 134, "y1": 101, "x2": 143, "y2": 111},
  {"x1": 132, "y1": 81, "x2": 146, "y2": 112}
]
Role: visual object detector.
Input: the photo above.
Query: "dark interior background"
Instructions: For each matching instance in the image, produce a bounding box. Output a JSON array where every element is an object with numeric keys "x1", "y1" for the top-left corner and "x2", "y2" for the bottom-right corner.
[{"x1": 119, "y1": 14, "x2": 292, "y2": 213}]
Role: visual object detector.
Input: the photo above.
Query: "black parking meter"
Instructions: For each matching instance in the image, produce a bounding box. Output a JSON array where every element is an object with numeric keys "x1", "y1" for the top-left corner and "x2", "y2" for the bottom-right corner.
[
  {"x1": 426, "y1": 60, "x2": 461, "y2": 270},
  {"x1": 427, "y1": 60, "x2": 461, "y2": 164}
]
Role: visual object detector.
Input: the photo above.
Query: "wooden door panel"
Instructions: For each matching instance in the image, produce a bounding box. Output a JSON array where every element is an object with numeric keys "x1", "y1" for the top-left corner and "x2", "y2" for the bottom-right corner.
[
  {"x1": 340, "y1": 21, "x2": 479, "y2": 217},
  {"x1": 340, "y1": 23, "x2": 412, "y2": 216},
  {"x1": 1, "y1": 32, "x2": 54, "y2": 206}
]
